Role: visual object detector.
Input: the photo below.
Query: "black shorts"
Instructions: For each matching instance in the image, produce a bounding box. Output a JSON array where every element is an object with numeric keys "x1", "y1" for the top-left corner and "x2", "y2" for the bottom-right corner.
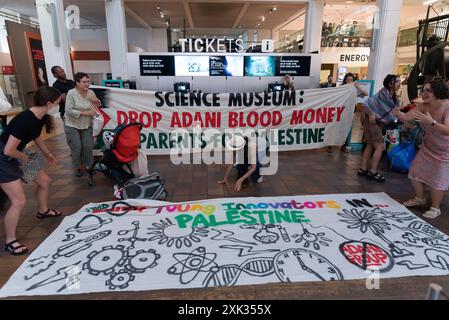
[
  {"x1": 236, "y1": 163, "x2": 261, "y2": 183},
  {"x1": 0, "y1": 143, "x2": 23, "y2": 183}
]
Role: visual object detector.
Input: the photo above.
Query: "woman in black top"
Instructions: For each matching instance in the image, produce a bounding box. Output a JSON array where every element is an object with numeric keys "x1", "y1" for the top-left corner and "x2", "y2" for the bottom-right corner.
[
  {"x1": 218, "y1": 135, "x2": 263, "y2": 192},
  {"x1": 0, "y1": 86, "x2": 61, "y2": 255}
]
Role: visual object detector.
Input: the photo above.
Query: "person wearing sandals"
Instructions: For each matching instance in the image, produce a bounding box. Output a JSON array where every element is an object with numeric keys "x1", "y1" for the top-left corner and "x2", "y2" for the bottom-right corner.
[
  {"x1": 393, "y1": 77, "x2": 449, "y2": 219},
  {"x1": 65, "y1": 72, "x2": 101, "y2": 178},
  {"x1": 357, "y1": 74, "x2": 401, "y2": 182},
  {"x1": 0, "y1": 86, "x2": 62, "y2": 255}
]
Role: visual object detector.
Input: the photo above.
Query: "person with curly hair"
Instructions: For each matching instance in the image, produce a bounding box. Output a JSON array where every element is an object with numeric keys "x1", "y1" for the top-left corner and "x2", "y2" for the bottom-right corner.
[{"x1": 393, "y1": 77, "x2": 449, "y2": 219}]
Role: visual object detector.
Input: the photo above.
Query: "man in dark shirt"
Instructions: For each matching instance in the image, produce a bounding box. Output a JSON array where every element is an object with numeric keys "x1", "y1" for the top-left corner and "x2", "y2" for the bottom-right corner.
[
  {"x1": 320, "y1": 75, "x2": 337, "y2": 88},
  {"x1": 51, "y1": 66, "x2": 75, "y2": 119}
]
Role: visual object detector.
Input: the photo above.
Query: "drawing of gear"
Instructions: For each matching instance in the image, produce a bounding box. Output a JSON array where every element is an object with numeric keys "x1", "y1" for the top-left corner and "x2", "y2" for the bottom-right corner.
[
  {"x1": 106, "y1": 270, "x2": 135, "y2": 290},
  {"x1": 125, "y1": 249, "x2": 160, "y2": 274},
  {"x1": 84, "y1": 245, "x2": 128, "y2": 276}
]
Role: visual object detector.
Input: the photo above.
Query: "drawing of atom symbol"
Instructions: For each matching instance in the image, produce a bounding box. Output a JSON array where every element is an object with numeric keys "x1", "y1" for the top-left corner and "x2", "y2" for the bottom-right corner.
[{"x1": 167, "y1": 247, "x2": 220, "y2": 285}]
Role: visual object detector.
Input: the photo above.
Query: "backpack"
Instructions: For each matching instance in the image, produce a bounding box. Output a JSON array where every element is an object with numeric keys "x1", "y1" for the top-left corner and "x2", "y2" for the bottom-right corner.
[
  {"x1": 387, "y1": 142, "x2": 417, "y2": 173},
  {"x1": 118, "y1": 172, "x2": 168, "y2": 200}
]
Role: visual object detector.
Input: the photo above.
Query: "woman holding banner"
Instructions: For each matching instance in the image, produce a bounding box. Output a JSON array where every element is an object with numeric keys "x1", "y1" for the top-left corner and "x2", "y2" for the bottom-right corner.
[
  {"x1": 64, "y1": 72, "x2": 101, "y2": 177},
  {"x1": 328, "y1": 73, "x2": 368, "y2": 153},
  {"x1": 393, "y1": 77, "x2": 449, "y2": 219},
  {"x1": 357, "y1": 74, "x2": 401, "y2": 182}
]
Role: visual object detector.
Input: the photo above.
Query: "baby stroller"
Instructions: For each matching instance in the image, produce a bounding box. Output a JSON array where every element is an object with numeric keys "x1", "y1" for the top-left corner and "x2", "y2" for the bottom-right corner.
[
  {"x1": 90, "y1": 122, "x2": 142, "y2": 187},
  {"x1": 91, "y1": 122, "x2": 168, "y2": 201}
]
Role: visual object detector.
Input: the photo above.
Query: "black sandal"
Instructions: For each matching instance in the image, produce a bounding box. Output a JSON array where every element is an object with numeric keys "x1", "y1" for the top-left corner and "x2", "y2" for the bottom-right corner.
[
  {"x1": 37, "y1": 208, "x2": 62, "y2": 219},
  {"x1": 5, "y1": 240, "x2": 28, "y2": 256},
  {"x1": 357, "y1": 168, "x2": 368, "y2": 176},
  {"x1": 367, "y1": 171, "x2": 386, "y2": 182}
]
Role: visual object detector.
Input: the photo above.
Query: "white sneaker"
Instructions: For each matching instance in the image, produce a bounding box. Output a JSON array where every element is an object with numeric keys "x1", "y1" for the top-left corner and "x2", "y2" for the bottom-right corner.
[
  {"x1": 257, "y1": 176, "x2": 263, "y2": 183},
  {"x1": 423, "y1": 207, "x2": 441, "y2": 219},
  {"x1": 403, "y1": 197, "x2": 427, "y2": 207}
]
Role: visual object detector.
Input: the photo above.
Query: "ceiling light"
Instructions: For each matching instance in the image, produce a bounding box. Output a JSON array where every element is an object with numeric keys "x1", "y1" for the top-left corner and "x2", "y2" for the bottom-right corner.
[
  {"x1": 261, "y1": 16, "x2": 265, "y2": 22},
  {"x1": 161, "y1": 14, "x2": 164, "y2": 18},
  {"x1": 156, "y1": 6, "x2": 160, "y2": 10},
  {"x1": 273, "y1": 7, "x2": 277, "y2": 11}
]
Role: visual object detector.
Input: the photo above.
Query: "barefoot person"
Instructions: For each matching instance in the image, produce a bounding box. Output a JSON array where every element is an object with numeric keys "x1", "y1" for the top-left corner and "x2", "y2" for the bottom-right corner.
[
  {"x1": 393, "y1": 77, "x2": 449, "y2": 219},
  {"x1": 218, "y1": 135, "x2": 263, "y2": 192},
  {"x1": 0, "y1": 86, "x2": 61, "y2": 255}
]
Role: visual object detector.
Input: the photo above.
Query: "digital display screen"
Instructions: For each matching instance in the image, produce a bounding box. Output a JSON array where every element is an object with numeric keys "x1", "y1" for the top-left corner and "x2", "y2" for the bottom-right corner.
[
  {"x1": 276, "y1": 56, "x2": 311, "y2": 76},
  {"x1": 175, "y1": 56, "x2": 210, "y2": 76},
  {"x1": 244, "y1": 56, "x2": 277, "y2": 77},
  {"x1": 102, "y1": 80, "x2": 123, "y2": 88},
  {"x1": 139, "y1": 55, "x2": 175, "y2": 76},
  {"x1": 209, "y1": 56, "x2": 244, "y2": 76},
  {"x1": 139, "y1": 54, "x2": 312, "y2": 78}
]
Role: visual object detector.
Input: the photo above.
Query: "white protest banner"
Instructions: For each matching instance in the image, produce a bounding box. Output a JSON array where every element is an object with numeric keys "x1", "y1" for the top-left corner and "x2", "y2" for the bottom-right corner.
[
  {"x1": 1, "y1": 193, "x2": 449, "y2": 297},
  {"x1": 92, "y1": 85, "x2": 357, "y2": 155}
]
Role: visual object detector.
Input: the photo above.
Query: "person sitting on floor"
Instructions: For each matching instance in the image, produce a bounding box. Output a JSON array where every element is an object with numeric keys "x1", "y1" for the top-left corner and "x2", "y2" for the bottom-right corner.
[{"x1": 218, "y1": 134, "x2": 263, "y2": 192}]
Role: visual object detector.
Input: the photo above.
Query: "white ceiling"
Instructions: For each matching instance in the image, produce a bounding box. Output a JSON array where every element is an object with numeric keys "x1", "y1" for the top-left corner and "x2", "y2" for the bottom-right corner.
[
  {"x1": 1, "y1": 0, "x2": 37, "y2": 18},
  {"x1": 0, "y1": 0, "x2": 444, "y2": 30}
]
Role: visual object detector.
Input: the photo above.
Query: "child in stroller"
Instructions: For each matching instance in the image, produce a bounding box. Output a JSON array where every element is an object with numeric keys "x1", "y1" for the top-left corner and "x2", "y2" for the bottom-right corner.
[
  {"x1": 91, "y1": 123, "x2": 168, "y2": 201},
  {"x1": 90, "y1": 122, "x2": 142, "y2": 187}
]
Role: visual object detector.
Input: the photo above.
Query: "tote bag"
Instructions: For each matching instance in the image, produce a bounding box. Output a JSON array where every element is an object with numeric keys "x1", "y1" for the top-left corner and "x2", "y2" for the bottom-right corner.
[
  {"x1": 130, "y1": 150, "x2": 149, "y2": 177},
  {"x1": 92, "y1": 105, "x2": 104, "y2": 138}
]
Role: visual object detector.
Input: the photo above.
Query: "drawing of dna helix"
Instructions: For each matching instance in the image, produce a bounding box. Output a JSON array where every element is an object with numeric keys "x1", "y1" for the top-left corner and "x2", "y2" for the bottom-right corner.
[
  {"x1": 203, "y1": 257, "x2": 275, "y2": 287},
  {"x1": 167, "y1": 246, "x2": 275, "y2": 287}
]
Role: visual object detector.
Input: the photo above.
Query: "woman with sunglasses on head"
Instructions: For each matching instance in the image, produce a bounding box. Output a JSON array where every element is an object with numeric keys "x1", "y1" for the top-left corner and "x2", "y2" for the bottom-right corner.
[
  {"x1": 357, "y1": 74, "x2": 401, "y2": 182},
  {"x1": 0, "y1": 86, "x2": 62, "y2": 255},
  {"x1": 393, "y1": 77, "x2": 449, "y2": 219}
]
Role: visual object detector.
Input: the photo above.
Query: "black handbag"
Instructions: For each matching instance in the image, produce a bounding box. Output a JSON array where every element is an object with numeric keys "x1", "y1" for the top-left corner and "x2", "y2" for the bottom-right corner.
[{"x1": 379, "y1": 120, "x2": 400, "y2": 134}]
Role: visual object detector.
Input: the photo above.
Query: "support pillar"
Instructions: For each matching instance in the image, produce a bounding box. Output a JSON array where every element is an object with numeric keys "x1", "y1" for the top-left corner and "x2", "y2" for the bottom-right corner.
[
  {"x1": 105, "y1": 0, "x2": 128, "y2": 79},
  {"x1": 367, "y1": 0, "x2": 403, "y2": 92}
]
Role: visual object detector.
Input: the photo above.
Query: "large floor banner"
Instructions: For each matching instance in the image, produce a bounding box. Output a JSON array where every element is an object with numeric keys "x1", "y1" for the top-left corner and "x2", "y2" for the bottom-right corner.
[
  {"x1": 93, "y1": 86, "x2": 357, "y2": 155},
  {"x1": 1, "y1": 193, "x2": 449, "y2": 297}
]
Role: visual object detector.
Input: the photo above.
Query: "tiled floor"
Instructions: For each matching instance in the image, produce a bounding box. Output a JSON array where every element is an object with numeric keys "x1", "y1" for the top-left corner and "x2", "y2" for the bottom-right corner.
[{"x1": 0, "y1": 134, "x2": 448, "y2": 300}]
